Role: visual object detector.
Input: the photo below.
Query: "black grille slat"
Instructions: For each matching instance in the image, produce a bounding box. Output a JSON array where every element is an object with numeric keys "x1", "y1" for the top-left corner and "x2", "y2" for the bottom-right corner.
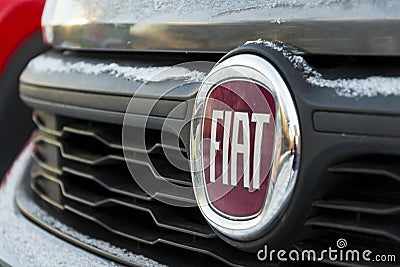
[
  {"x1": 34, "y1": 135, "x2": 121, "y2": 165},
  {"x1": 31, "y1": 172, "x2": 64, "y2": 210},
  {"x1": 32, "y1": 149, "x2": 63, "y2": 175},
  {"x1": 313, "y1": 199, "x2": 400, "y2": 215},
  {"x1": 328, "y1": 158, "x2": 400, "y2": 182},
  {"x1": 33, "y1": 135, "x2": 192, "y2": 186},
  {"x1": 32, "y1": 169, "x2": 212, "y2": 238},
  {"x1": 32, "y1": 150, "x2": 195, "y2": 204},
  {"x1": 306, "y1": 216, "x2": 400, "y2": 243},
  {"x1": 33, "y1": 110, "x2": 187, "y2": 154},
  {"x1": 32, "y1": 150, "x2": 151, "y2": 200},
  {"x1": 62, "y1": 166, "x2": 153, "y2": 201}
]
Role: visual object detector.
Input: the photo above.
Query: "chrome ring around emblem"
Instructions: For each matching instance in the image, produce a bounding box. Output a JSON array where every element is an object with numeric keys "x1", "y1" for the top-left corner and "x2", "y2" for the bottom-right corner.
[{"x1": 190, "y1": 54, "x2": 301, "y2": 241}]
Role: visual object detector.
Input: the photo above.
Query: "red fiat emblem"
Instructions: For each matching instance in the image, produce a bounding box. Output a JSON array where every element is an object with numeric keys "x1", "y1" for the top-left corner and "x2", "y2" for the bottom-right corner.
[
  {"x1": 202, "y1": 80, "x2": 276, "y2": 217},
  {"x1": 191, "y1": 54, "x2": 300, "y2": 241}
]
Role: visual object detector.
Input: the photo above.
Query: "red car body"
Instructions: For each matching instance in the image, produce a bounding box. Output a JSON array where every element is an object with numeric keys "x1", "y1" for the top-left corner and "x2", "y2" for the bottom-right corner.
[
  {"x1": 0, "y1": 0, "x2": 44, "y2": 76},
  {"x1": 0, "y1": 0, "x2": 46, "y2": 179}
]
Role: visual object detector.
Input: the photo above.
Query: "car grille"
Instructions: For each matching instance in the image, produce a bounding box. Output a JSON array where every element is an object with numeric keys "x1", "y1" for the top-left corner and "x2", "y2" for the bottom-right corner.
[
  {"x1": 18, "y1": 51, "x2": 400, "y2": 266},
  {"x1": 27, "y1": 109, "x2": 264, "y2": 267},
  {"x1": 296, "y1": 156, "x2": 400, "y2": 265},
  {"x1": 26, "y1": 112, "x2": 400, "y2": 267}
]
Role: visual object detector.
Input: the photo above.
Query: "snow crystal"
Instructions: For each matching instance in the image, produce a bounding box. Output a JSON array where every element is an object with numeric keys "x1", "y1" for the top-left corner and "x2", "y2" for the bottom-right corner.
[
  {"x1": 0, "y1": 143, "x2": 166, "y2": 267},
  {"x1": 28, "y1": 56, "x2": 206, "y2": 83},
  {"x1": 271, "y1": 18, "x2": 284, "y2": 24},
  {"x1": 245, "y1": 39, "x2": 400, "y2": 98},
  {"x1": 307, "y1": 76, "x2": 400, "y2": 98}
]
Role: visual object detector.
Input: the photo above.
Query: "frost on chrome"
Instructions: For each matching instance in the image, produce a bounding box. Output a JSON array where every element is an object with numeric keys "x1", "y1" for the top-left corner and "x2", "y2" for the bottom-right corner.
[
  {"x1": 28, "y1": 56, "x2": 206, "y2": 83},
  {"x1": 0, "y1": 143, "x2": 166, "y2": 267},
  {"x1": 245, "y1": 39, "x2": 400, "y2": 98},
  {"x1": 45, "y1": 0, "x2": 398, "y2": 24}
]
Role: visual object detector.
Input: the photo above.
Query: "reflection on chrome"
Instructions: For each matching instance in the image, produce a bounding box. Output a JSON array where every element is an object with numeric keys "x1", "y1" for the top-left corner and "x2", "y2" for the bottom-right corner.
[{"x1": 42, "y1": 0, "x2": 400, "y2": 54}]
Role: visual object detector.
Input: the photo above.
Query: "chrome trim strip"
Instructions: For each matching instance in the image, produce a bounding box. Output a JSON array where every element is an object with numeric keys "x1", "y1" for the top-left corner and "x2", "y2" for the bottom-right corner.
[{"x1": 42, "y1": 0, "x2": 400, "y2": 55}]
